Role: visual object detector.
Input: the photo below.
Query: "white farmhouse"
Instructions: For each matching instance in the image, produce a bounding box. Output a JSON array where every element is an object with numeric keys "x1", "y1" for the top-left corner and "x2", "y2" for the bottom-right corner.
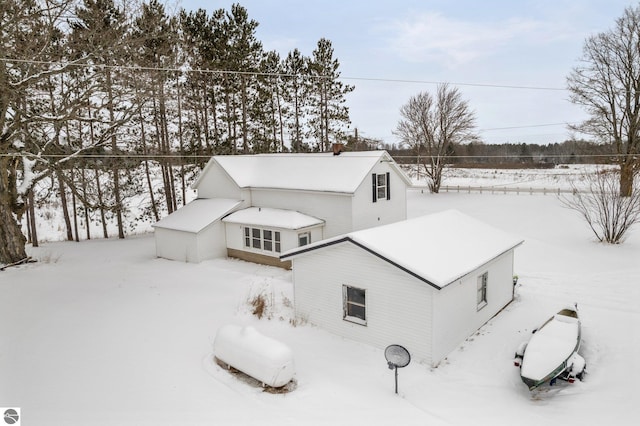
[
  {"x1": 280, "y1": 210, "x2": 524, "y2": 366},
  {"x1": 153, "y1": 150, "x2": 412, "y2": 266}
]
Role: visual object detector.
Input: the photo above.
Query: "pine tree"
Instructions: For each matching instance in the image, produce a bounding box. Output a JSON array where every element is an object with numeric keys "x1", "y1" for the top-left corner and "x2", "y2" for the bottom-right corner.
[
  {"x1": 251, "y1": 50, "x2": 285, "y2": 153},
  {"x1": 307, "y1": 38, "x2": 354, "y2": 152},
  {"x1": 69, "y1": 0, "x2": 133, "y2": 239},
  {"x1": 220, "y1": 4, "x2": 263, "y2": 154},
  {"x1": 132, "y1": 0, "x2": 179, "y2": 214},
  {"x1": 282, "y1": 48, "x2": 308, "y2": 152}
]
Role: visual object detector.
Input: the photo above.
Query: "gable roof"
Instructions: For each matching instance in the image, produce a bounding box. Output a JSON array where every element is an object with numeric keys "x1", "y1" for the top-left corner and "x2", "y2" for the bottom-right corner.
[
  {"x1": 222, "y1": 207, "x2": 324, "y2": 230},
  {"x1": 153, "y1": 198, "x2": 241, "y2": 233},
  {"x1": 192, "y1": 151, "x2": 412, "y2": 194},
  {"x1": 281, "y1": 210, "x2": 524, "y2": 289}
]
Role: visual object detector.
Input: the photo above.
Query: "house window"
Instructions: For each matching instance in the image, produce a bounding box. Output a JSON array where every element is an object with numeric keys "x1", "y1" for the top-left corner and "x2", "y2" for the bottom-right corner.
[
  {"x1": 372, "y1": 172, "x2": 391, "y2": 202},
  {"x1": 243, "y1": 227, "x2": 281, "y2": 254},
  {"x1": 477, "y1": 272, "x2": 488, "y2": 310},
  {"x1": 252, "y1": 228, "x2": 261, "y2": 249},
  {"x1": 298, "y1": 232, "x2": 311, "y2": 247},
  {"x1": 244, "y1": 227, "x2": 250, "y2": 247},
  {"x1": 263, "y1": 230, "x2": 273, "y2": 251},
  {"x1": 343, "y1": 285, "x2": 366, "y2": 325}
]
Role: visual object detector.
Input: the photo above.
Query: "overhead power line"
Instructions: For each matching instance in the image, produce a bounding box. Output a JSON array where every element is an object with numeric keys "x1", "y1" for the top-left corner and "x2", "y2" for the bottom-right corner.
[
  {"x1": 0, "y1": 153, "x2": 627, "y2": 160},
  {"x1": 0, "y1": 57, "x2": 566, "y2": 91},
  {"x1": 480, "y1": 122, "x2": 578, "y2": 132},
  {"x1": 340, "y1": 76, "x2": 565, "y2": 91}
]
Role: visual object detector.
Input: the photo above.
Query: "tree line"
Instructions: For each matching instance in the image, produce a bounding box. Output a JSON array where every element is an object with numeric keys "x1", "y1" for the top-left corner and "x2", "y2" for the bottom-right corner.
[
  {"x1": 0, "y1": 0, "x2": 353, "y2": 263},
  {"x1": 387, "y1": 139, "x2": 617, "y2": 168}
]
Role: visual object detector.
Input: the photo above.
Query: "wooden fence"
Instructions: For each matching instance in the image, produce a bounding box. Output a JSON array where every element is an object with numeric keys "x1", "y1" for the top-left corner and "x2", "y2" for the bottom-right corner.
[{"x1": 411, "y1": 185, "x2": 575, "y2": 195}]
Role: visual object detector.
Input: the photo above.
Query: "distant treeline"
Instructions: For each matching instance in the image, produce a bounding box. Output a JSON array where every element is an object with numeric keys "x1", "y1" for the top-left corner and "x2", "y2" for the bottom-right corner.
[{"x1": 384, "y1": 140, "x2": 614, "y2": 168}]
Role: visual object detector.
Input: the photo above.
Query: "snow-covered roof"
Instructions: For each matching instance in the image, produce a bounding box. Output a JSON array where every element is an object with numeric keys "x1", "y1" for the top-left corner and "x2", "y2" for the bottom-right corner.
[
  {"x1": 222, "y1": 207, "x2": 324, "y2": 230},
  {"x1": 282, "y1": 210, "x2": 524, "y2": 289},
  {"x1": 193, "y1": 151, "x2": 412, "y2": 194},
  {"x1": 153, "y1": 198, "x2": 241, "y2": 233}
]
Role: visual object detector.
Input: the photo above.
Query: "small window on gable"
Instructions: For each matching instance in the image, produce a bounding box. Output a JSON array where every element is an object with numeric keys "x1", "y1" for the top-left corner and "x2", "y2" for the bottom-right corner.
[
  {"x1": 477, "y1": 272, "x2": 488, "y2": 310},
  {"x1": 377, "y1": 173, "x2": 387, "y2": 199},
  {"x1": 298, "y1": 232, "x2": 311, "y2": 247},
  {"x1": 372, "y1": 172, "x2": 391, "y2": 202},
  {"x1": 343, "y1": 285, "x2": 366, "y2": 325}
]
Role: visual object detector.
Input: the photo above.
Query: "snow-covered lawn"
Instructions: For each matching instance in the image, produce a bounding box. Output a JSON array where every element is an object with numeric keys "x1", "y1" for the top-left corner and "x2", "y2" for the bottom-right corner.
[
  {"x1": 1, "y1": 189, "x2": 639, "y2": 425},
  {"x1": 405, "y1": 164, "x2": 614, "y2": 191}
]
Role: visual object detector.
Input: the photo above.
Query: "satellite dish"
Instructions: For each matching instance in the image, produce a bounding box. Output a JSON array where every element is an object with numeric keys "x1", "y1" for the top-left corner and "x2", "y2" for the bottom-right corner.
[
  {"x1": 384, "y1": 344, "x2": 411, "y2": 394},
  {"x1": 385, "y1": 344, "x2": 411, "y2": 368}
]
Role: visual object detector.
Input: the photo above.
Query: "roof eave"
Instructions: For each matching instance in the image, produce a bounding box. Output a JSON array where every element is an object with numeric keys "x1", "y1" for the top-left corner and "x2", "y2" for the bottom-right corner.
[
  {"x1": 438, "y1": 240, "x2": 525, "y2": 289},
  {"x1": 282, "y1": 237, "x2": 524, "y2": 291},
  {"x1": 281, "y1": 236, "x2": 442, "y2": 290}
]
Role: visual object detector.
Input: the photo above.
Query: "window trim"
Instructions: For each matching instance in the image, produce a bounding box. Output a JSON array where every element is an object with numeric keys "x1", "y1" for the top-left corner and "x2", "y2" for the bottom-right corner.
[
  {"x1": 298, "y1": 231, "x2": 311, "y2": 247},
  {"x1": 372, "y1": 172, "x2": 391, "y2": 202},
  {"x1": 343, "y1": 285, "x2": 367, "y2": 326},
  {"x1": 243, "y1": 226, "x2": 281, "y2": 254},
  {"x1": 477, "y1": 271, "x2": 488, "y2": 311}
]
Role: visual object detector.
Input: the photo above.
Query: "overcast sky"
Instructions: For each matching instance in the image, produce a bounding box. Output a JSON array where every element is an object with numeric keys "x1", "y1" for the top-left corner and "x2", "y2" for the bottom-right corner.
[{"x1": 178, "y1": 0, "x2": 636, "y2": 146}]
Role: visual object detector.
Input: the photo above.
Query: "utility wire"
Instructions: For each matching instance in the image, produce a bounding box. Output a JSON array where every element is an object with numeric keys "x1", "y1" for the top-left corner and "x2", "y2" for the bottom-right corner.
[
  {"x1": 0, "y1": 57, "x2": 566, "y2": 91},
  {"x1": 480, "y1": 122, "x2": 576, "y2": 132},
  {"x1": 0, "y1": 153, "x2": 627, "y2": 159}
]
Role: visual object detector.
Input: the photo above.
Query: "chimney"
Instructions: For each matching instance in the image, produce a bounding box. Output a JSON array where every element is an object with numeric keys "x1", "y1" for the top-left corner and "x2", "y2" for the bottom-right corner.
[{"x1": 332, "y1": 143, "x2": 344, "y2": 156}]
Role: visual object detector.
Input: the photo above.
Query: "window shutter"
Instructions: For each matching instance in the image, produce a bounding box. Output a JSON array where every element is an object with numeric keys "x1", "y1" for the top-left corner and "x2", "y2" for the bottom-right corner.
[
  {"x1": 342, "y1": 285, "x2": 348, "y2": 317},
  {"x1": 372, "y1": 173, "x2": 377, "y2": 202},
  {"x1": 386, "y1": 172, "x2": 391, "y2": 200}
]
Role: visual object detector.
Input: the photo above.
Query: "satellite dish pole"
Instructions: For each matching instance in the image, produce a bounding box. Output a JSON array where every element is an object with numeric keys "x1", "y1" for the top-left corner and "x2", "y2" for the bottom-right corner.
[{"x1": 384, "y1": 344, "x2": 411, "y2": 395}]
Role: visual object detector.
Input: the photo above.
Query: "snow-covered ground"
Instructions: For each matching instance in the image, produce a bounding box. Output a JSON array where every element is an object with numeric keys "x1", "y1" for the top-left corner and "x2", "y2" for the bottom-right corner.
[
  {"x1": 406, "y1": 163, "x2": 613, "y2": 191},
  {"x1": 1, "y1": 174, "x2": 639, "y2": 425}
]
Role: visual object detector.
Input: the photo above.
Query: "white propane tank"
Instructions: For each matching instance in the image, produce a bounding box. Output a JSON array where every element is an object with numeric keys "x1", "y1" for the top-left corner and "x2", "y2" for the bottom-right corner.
[{"x1": 213, "y1": 324, "x2": 295, "y2": 388}]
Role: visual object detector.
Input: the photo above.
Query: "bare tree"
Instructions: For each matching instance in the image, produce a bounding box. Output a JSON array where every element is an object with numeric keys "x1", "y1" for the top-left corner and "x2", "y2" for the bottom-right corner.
[
  {"x1": 567, "y1": 5, "x2": 640, "y2": 197},
  {"x1": 560, "y1": 168, "x2": 640, "y2": 244},
  {"x1": 395, "y1": 83, "x2": 478, "y2": 193}
]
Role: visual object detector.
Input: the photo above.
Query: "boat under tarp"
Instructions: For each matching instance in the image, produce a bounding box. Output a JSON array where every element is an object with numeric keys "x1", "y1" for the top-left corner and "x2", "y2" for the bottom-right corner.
[{"x1": 517, "y1": 306, "x2": 584, "y2": 390}]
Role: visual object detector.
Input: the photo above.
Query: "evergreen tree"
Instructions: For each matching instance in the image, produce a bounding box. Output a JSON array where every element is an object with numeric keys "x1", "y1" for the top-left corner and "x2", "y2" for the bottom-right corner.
[
  {"x1": 132, "y1": 0, "x2": 179, "y2": 213},
  {"x1": 282, "y1": 48, "x2": 308, "y2": 152},
  {"x1": 251, "y1": 50, "x2": 286, "y2": 153},
  {"x1": 220, "y1": 4, "x2": 263, "y2": 153},
  {"x1": 307, "y1": 38, "x2": 354, "y2": 151},
  {"x1": 69, "y1": 0, "x2": 133, "y2": 239}
]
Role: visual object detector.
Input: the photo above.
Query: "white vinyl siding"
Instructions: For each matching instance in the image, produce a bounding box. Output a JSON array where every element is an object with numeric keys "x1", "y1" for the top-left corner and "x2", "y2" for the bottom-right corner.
[
  {"x1": 251, "y1": 189, "x2": 353, "y2": 239},
  {"x1": 293, "y1": 243, "x2": 434, "y2": 365},
  {"x1": 155, "y1": 221, "x2": 227, "y2": 263},
  {"x1": 352, "y1": 163, "x2": 406, "y2": 232},
  {"x1": 292, "y1": 243, "x2": 516, "y2": 367},
  {"x1": 431, "y1": 252, "x2": 515, "y2": 364}
]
